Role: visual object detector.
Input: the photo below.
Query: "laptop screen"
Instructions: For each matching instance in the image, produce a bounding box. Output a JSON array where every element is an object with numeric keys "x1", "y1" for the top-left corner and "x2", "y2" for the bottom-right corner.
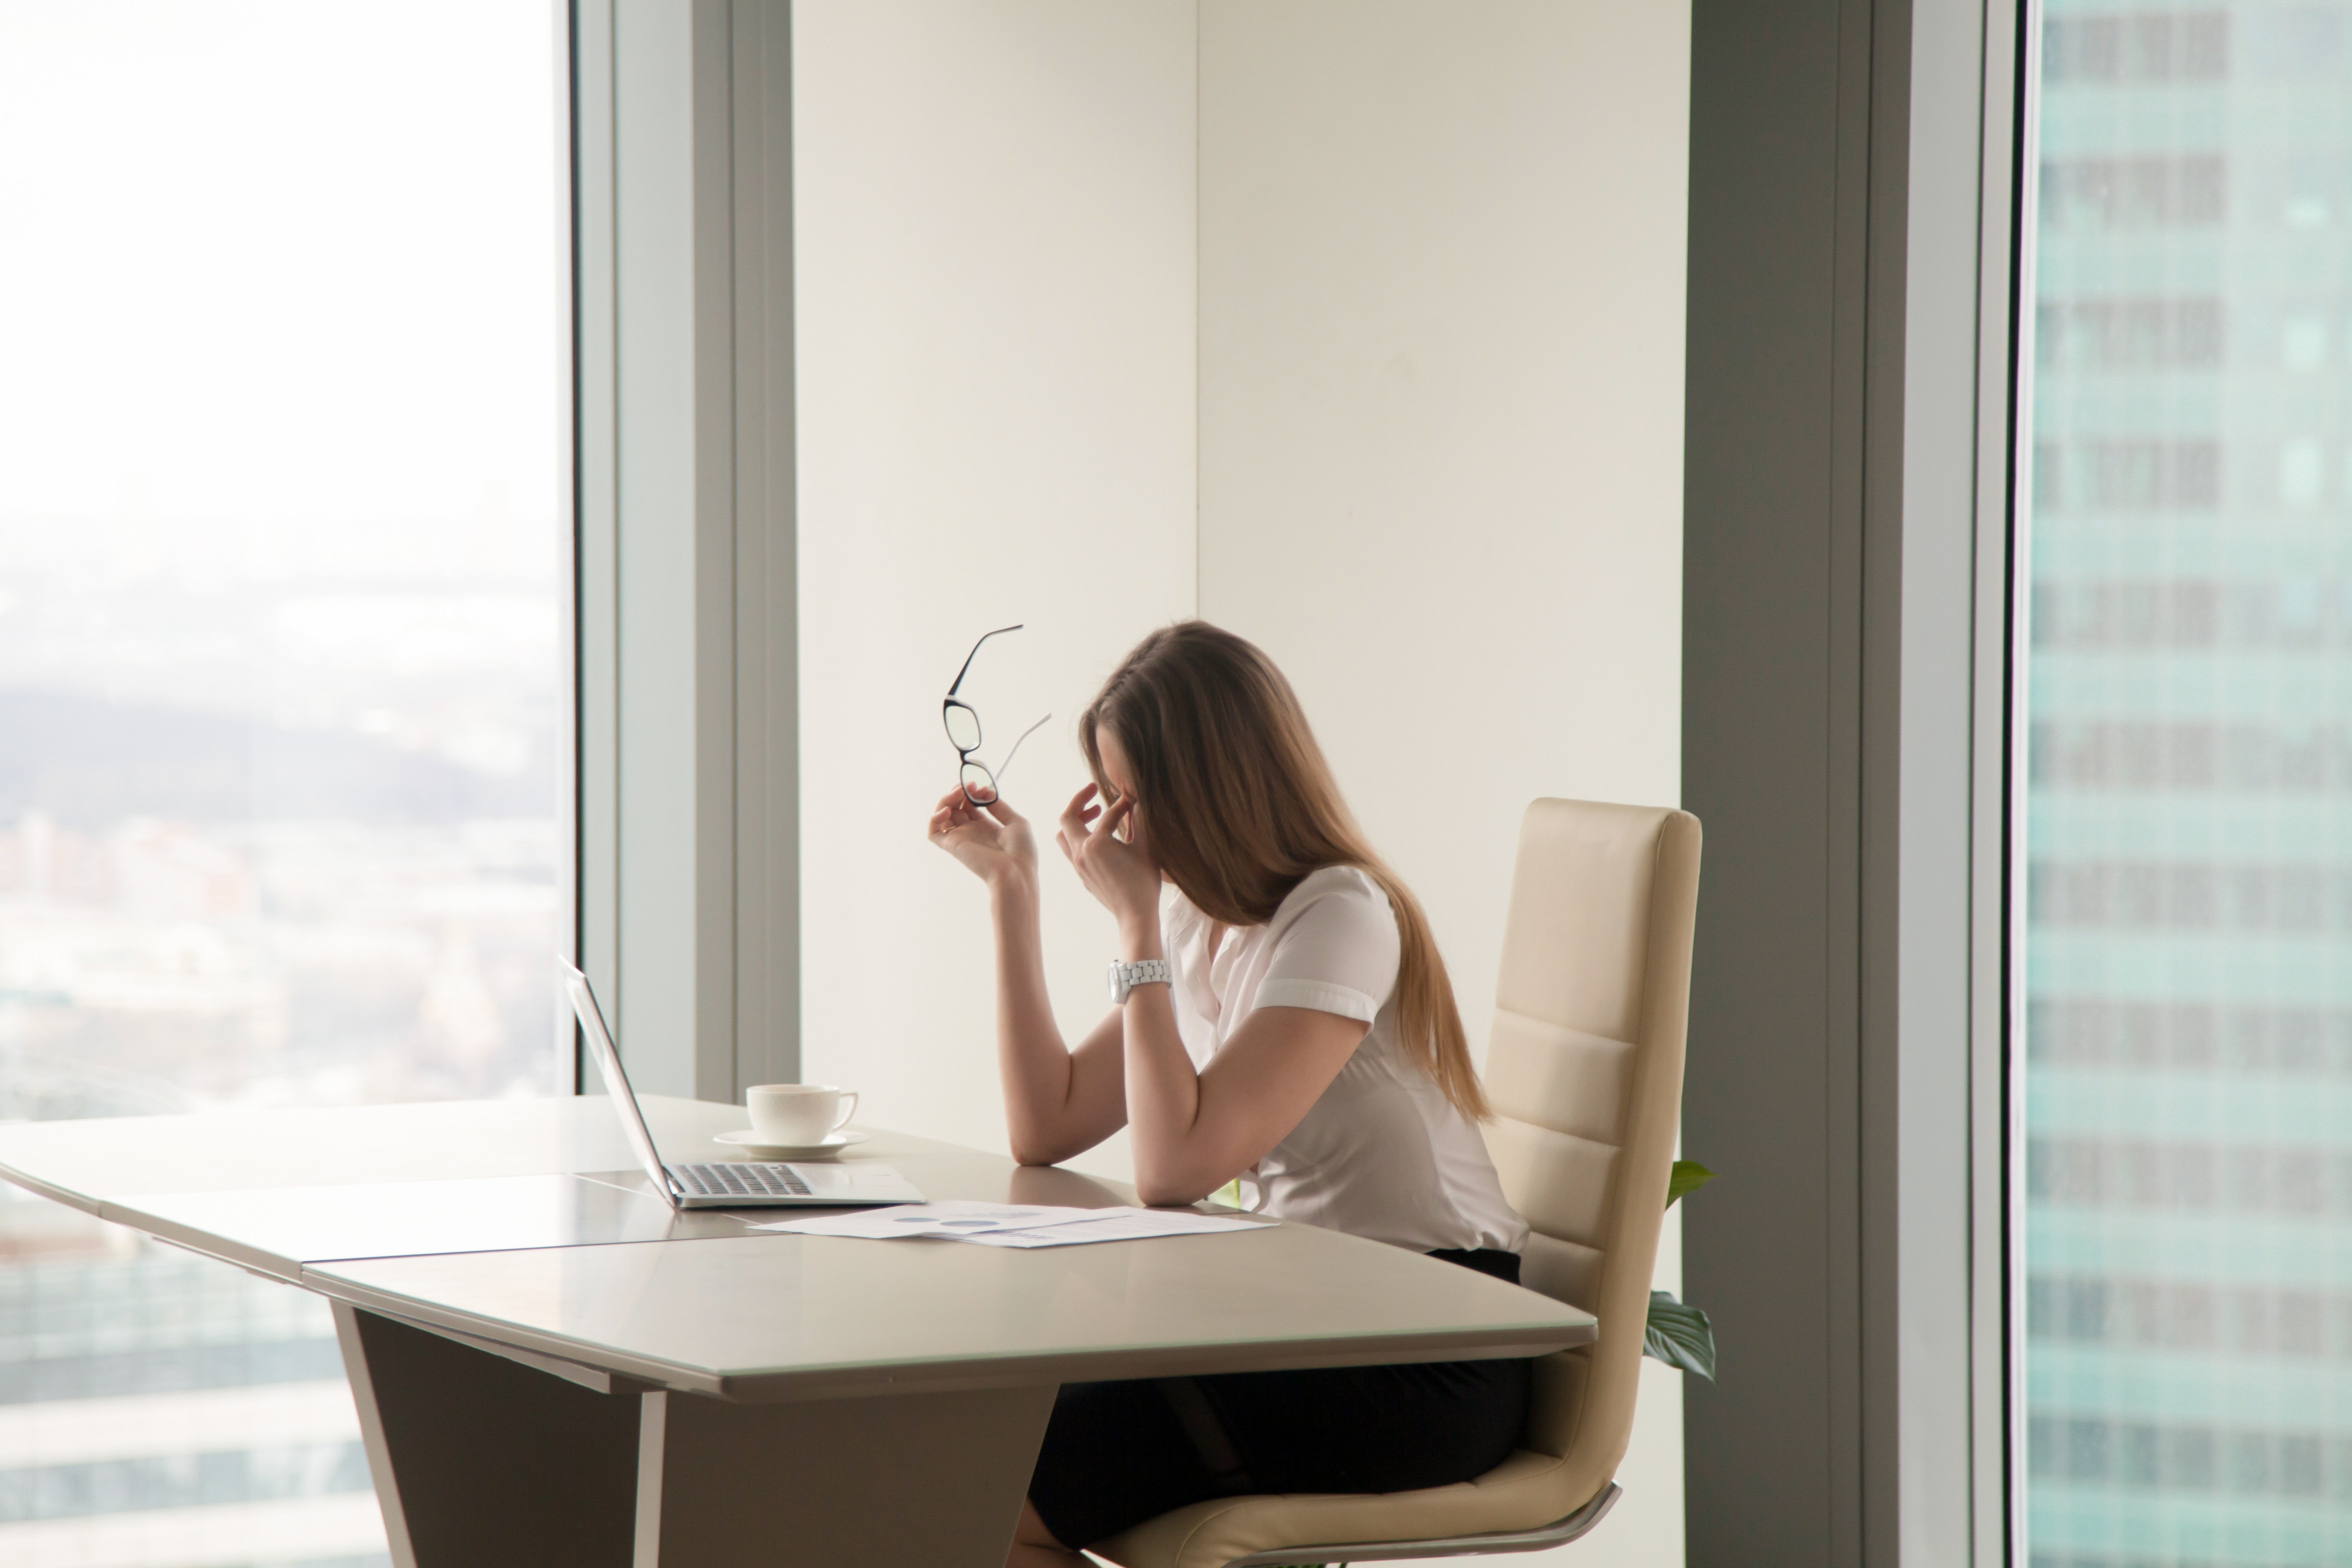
[{"x1": 560, "y1": 961, "x2": 680, "y2": 1207}]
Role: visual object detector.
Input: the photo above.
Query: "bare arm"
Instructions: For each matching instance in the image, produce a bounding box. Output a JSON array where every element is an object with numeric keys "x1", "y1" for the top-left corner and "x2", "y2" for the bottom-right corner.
[
  {"x1": 1057, "y1": 787, "x2": 1369, "y2": 1207},
  {"x1": 1121, "y1": 988, "x2": 1366, "y2": 1206},
  {"x1": 986, "y1": 870, "x2": 1129, "y2": 1163},
  {"x1": 929, "y1": 790, "x2": 1127, "y2": 1165}
]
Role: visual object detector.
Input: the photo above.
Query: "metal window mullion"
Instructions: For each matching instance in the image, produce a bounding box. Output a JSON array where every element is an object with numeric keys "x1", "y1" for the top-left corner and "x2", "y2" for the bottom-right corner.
[
  {"x1": 1995, "y1": 3, "x2": 2043, "y2": 1566},
  {"x1": 574, "y1": 0, "x2": 622, "y2": 1094},
  {"x1": 724, "y1": 0, "x2": 800, "y2": 1100}
]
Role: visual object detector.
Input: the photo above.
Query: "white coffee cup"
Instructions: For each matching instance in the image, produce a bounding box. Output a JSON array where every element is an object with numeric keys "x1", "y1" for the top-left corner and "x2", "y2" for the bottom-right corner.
[{"x1": 746, "y1": 1083, "x2": 858, "y2": 1145}]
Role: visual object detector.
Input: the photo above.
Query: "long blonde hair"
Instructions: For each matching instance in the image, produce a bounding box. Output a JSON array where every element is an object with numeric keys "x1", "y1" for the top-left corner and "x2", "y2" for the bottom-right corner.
[{"x1": 1079, "y1": 621, "x2": 1488, "y2": 1121}]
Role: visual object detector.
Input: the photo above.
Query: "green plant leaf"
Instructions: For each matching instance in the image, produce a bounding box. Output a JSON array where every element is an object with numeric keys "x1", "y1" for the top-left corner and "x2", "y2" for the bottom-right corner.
[
  {"x1": 1665, "y1": 1159, "x2": 1716, "y2": 1208},
  {"x1": 1643, "y1": 1289, "x2": 1717, "y2": 1381}
]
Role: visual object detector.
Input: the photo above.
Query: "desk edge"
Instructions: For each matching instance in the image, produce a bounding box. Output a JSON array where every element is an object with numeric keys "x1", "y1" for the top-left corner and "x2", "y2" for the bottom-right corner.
[
  {"x1": 300, "y1": 1268, "x2": 1596, "y2": 1403},
  {"x1": 0, "y1": 1160, "x2": 102, "y2": 1217}
]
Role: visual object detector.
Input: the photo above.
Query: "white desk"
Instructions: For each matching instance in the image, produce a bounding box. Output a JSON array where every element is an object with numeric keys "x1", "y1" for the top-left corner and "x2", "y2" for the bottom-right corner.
[{"x1": 0, "y1": 1095, "x2": 1594, "y2": 1568}]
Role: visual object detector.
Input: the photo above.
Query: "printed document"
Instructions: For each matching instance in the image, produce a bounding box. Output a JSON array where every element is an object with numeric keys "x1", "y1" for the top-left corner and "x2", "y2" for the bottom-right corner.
[
  {"x1": 752, "y1": 1199, "x2": 1271, "y2": 1246},
  {"x1": 950, "y1": 1208, "x2": 1266, "y2": 1247},
  {"x1": 751, "y1": 1201, "x2": 1103, "y2": 1239}
]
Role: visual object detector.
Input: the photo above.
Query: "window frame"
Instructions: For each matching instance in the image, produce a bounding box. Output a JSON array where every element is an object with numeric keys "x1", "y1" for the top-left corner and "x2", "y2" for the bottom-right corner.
[
  {"x1": 1680, "y1": 0, "x2": 2029, "y2": 1559},
  {"x1": 570, "y1": 0, "x2": 800, "y2": 1104}
]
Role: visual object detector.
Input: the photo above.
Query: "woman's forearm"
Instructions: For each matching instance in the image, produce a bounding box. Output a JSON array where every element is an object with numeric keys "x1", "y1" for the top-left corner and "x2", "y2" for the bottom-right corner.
[
  {"x1": 1122, "y1": 1001, "x2": 1218, "y2": 1203},
  {"x1": 990, "y1": 873, "x2": 1072, "y2": 1159},
  {"x1": 1116, "y1": 914, "x2": 1221, "y2": 1204},
  {"x1": 990, "y1": 874, "x2": 1131, "y2": 1165}
]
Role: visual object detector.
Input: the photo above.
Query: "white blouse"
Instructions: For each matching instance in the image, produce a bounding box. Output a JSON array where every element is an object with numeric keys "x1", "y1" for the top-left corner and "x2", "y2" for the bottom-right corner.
[{"x1": 1163, "y1": 866, "x2": 1529, "y2": 1256}]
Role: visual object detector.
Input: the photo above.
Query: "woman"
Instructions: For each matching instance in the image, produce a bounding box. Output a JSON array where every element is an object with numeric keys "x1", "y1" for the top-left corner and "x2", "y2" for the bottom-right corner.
[{"x1": 927, "y1": 621, "x2": 1530, "y2": 1568}]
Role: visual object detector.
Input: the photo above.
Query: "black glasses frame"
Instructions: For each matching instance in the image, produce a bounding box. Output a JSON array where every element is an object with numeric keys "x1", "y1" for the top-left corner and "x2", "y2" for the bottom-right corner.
[{"x1": 944, "y1": 624, "x2": 1049, "y2": 806}]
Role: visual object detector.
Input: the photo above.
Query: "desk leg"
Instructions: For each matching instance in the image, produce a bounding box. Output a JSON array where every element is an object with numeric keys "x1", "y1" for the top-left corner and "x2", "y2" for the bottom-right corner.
[
  {"x1": 336, "y1": 1301, "x2": 1057, "y2": 1568},
  {"x1": 336, "y1": 1304, "x2": 641, "y2": 1568},
  {"x1": 633, "y1": 1383, "x2": 1056, "y2": 1568}
]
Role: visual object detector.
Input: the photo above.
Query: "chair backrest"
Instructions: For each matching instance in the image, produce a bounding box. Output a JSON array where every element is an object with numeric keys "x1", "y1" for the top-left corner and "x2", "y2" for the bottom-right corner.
[{"x1": 1479, "y1": 798, "x2": 1700, "y2": 1506}]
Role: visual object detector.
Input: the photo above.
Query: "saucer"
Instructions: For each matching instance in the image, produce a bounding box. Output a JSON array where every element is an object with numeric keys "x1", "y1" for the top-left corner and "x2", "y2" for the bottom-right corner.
[{"x1": 714, "y1": 1128, "x2": 868, "y2": 1160}]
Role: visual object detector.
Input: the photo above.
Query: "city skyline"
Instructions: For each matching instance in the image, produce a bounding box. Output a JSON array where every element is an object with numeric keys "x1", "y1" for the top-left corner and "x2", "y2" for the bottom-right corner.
[{"x1": 0, "y1": 5, "x2": 566, "y2": 1562}]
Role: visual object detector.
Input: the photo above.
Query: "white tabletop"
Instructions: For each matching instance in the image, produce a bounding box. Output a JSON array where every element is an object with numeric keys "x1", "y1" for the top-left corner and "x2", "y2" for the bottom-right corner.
[{"x1": 0, "y1": 1095, "x2": 1595, "y2": 1402}]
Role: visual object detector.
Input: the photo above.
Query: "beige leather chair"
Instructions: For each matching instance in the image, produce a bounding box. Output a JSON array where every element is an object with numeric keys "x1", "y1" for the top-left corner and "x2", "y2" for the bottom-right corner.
[{"x1": 1095, "y1": 799, "x2": 1702, "y2": 1568}]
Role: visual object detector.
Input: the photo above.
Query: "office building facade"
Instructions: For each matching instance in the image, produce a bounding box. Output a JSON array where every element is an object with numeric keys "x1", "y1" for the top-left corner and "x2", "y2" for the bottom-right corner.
[{"x1": 2023, "y1": 4, "x2": 2352, "y2": 1564}]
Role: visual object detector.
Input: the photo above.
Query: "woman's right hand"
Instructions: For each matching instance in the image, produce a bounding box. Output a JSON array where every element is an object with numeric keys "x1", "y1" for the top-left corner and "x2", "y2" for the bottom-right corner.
[{"x1": 927, "y1": 788, "x2": 1038, "y2": 888}]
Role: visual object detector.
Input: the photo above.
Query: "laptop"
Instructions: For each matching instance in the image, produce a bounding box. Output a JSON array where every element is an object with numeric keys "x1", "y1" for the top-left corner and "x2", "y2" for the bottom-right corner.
[{"x1": 561, "y1": 961, "x2": 926, "y2": 1210}]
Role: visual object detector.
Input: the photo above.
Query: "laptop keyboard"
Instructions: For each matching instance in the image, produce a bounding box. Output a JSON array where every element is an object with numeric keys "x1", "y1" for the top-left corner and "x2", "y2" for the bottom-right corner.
[{"x1": 673, "y1": 1162, "x2": 812, "y2": 1198}]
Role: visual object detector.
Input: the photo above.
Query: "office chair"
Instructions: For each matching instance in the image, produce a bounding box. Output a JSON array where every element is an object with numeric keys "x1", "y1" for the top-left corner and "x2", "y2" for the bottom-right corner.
[{"x1": 1093, "y1": 799, "x2": 1702, "y2": 1568}]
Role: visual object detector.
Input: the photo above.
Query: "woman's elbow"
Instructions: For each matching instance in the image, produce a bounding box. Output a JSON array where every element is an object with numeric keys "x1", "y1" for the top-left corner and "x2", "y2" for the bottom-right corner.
[
  {"x1": 1009, "y1": 1135, "x2": 1065, "y2": 1169},
  {"x1": 1133, "y1": 1167, "x2": 1220, "y2": 1208}
]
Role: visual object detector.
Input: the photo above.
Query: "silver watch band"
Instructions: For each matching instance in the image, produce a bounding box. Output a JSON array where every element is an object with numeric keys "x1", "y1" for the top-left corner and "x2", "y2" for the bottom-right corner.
[{"x1": 1108, "y1": 957, "x2": 1173, "y2": 1003}]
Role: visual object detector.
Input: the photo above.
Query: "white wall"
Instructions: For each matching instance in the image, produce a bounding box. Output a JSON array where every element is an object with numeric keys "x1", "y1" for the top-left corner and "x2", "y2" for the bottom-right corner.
[
  {"x1": 793, "y1": 0, "x2": 1197, "y2": 1175},
  {"x1": 1194, "y1": 4, "x2": 1690, "y2": 1562}
]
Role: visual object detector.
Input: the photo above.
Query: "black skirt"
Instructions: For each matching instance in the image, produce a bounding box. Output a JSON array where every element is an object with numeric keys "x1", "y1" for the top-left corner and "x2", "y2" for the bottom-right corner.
[{"x1": 1028, "y1": 1248, "x2": 1534, "y2": 1550}]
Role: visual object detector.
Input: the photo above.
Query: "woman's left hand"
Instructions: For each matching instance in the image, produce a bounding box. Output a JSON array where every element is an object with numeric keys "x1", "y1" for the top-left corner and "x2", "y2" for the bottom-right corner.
[{"x1": 1057, "y1": 784, "x2": 1163, "y2": 940}]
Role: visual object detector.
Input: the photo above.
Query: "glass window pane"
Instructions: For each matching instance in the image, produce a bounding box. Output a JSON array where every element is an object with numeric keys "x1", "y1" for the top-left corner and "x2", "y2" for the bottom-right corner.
[
  {"x1": 0, "y1": 4, "x2": 567, "y2": 1564},
  {"x1": 2021, "y1": 6, "x2": 2352, "y2": 1566}
]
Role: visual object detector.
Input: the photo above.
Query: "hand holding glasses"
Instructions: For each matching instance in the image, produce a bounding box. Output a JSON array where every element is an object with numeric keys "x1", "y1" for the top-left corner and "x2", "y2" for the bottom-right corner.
[{"x1": 944, "y1": 625, "x2": 1051, "y2": 807}]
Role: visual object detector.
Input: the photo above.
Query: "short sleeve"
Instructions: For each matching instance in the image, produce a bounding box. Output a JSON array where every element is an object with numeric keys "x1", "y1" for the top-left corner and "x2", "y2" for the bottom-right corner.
[{"x1": 1252, "y1": 868, "x2": 1402, "y2": 1024}]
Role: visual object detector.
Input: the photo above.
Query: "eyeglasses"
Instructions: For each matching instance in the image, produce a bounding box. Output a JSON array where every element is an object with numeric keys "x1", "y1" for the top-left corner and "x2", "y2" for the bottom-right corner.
[{"x1": 944, "y1": 624, "x2": 1050, "y2": 807}]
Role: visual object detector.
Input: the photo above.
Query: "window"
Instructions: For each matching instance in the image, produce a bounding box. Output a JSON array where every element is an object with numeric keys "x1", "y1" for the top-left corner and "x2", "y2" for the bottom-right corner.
[
  {"x1": 0, "y1": 6, "x2": 567, "y2": 1564},
  {"x1": 2020, "y1": 4, "x2": 2352, "y2": 1564}
]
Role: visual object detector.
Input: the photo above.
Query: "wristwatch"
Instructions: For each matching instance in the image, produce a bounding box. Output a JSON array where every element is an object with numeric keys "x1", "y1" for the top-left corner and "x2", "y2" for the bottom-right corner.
[{"x1": 1107, "y1": 957, "x2": 1173, "y2": 1003}]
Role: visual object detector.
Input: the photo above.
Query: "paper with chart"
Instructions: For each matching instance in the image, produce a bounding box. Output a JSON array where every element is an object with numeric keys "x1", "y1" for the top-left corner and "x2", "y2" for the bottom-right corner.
[{"x1": 752, "y1": 1199, "x2": 1271, "y2": 1246}]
